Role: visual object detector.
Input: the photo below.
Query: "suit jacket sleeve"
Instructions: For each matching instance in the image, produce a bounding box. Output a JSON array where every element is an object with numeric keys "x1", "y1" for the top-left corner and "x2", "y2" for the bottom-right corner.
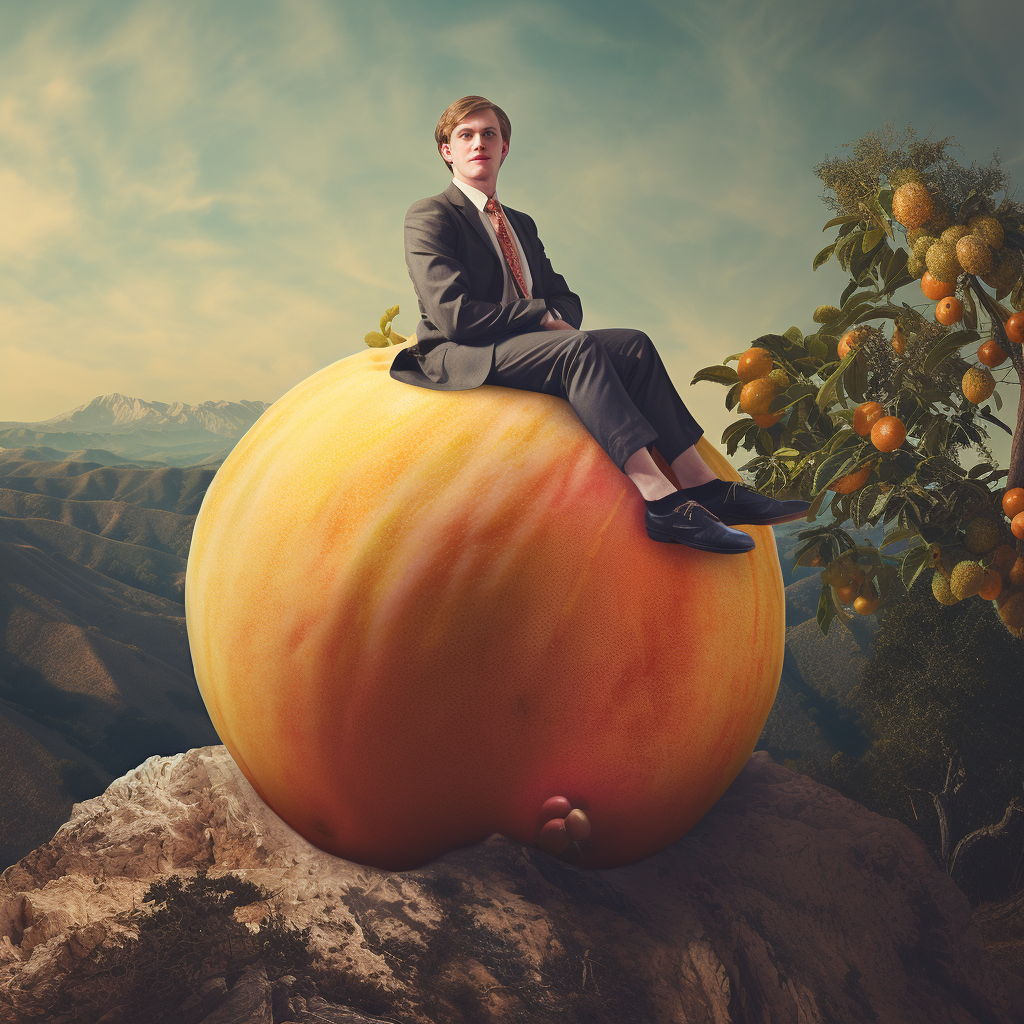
[
  {"x1": 519, "y1": 211, "x2": 583, "y2": 330},
  {"x1": 405, "y1": 199, "x2": 551, "y2": 343}
]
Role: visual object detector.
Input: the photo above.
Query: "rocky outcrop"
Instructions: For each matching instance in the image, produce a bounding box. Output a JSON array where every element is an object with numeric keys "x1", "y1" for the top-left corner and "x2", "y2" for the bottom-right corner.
[{"x1": 1, "y1": 746, "x2": 1021, "y2": 1024}]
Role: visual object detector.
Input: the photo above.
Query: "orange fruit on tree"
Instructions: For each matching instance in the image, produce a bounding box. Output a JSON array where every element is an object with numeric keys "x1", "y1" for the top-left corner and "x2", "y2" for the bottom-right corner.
[
  {"x1": 737, "y1": 347, "x2": 774, "y2": 383},
  {"x1": 979, "y1": 569, "x2": 1003, "y2": 601},
  {"x1": 870, "y1": 416, "x2": 907, "y2": 452},
  {"x1": 978, "y1": 339, "x2": 1008, "y2": 367},
  {"x1": 1013, "y1": 512, "x2": 1024, "y2": 541},
  {"x1": 1005, "y1": 312, "x2": 1024, "y2": 346},
  {"x1": 835, "y1": 583, "x2": 858, "y2": 605},
  {"x1": 1009, "y1": 557, "x2": 1024, "y2": 587},
  {"x1": 921, "y1": 272, "x2": 956, "y2": 301},
  {"x1": 853, "y1": 581, "x2": 880, "y2": 615},
  {"x1": 740, "y1": 377, "x2": 777, "y2": 416},
  {"x1": 935, "y1": 296, "x2": 962, "y2": 326},
  {"x1": 829, "y1": 463, "x2": 872, "y2": 494},
  {"x1": 837, "y1": 329, "x2": 867, "y2": 359},
  {"x1": 994, "y1": 542, "x2": 1018, "y2": 570},
  {"x1": 1003, "y1": 488, "x2": 1024, "y2": 519},
  {"x1": 184, "y1": 341, "x2": 785, "y2": 871},
  {"x1": 751, "y1": 412, "x2": 782, "y2": 428},
  {"x1": 853, "y1": 401, "x2": 885, "y2": 437}
]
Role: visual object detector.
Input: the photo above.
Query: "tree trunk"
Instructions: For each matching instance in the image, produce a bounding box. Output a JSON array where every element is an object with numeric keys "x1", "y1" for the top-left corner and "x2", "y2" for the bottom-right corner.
[
  {"x1": 930, "y1": 749, "x2": 965, "y2": 870},
  {"x1": 948, "y1": 797, "x2": 1024, "y2": 882}
]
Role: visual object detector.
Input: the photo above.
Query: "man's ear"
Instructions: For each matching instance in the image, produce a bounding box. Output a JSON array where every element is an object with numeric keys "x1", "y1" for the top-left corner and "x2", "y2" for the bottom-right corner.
[{"x1": 440, "y1": 141, "x2": 452, "y2": 164}]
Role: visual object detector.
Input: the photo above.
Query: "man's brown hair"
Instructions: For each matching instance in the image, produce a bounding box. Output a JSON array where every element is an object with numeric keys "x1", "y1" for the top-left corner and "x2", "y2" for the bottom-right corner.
[{"x1": 435, "y1": 96, "x2": 511, "y2": 171}]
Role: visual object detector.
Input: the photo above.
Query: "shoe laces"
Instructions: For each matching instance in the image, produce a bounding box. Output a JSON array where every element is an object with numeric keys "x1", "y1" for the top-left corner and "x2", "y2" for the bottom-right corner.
[
  {"x1": 669, "y1": 499, "x2": 715, "y2": 521},
  {"x1": 724, "y1": 481, "x2": 753, "y2": 502}
]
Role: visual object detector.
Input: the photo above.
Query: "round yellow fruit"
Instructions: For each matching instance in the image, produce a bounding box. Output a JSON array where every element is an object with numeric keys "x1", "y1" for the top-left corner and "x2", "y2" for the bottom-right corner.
[
  {"x1": 892, "y1": 182, "x2": 933, "y2": 229},
  {"x1": 962, "y1": 366, "x2": 996, "y2": 405},
  {"x1": 185, "y1": 342, "x2": 785, "y2": 871}
]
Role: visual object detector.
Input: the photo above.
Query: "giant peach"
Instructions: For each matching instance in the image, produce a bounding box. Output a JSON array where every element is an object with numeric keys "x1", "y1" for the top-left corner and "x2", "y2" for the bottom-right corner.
[{"x1": 185, "y1": 341, "x2": 785, "y2": 870}]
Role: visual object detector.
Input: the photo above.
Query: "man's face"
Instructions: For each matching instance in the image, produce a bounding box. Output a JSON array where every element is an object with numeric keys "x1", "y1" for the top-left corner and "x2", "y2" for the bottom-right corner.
[{"x1": 441, "y1": 108, "x2": 508, "y2": 191}]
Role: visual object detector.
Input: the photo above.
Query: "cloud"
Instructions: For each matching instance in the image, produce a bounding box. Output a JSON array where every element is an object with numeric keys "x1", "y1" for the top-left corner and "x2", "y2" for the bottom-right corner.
[
  {"x1": 0, "y1": 168, "x2": 77, "y2": 257},
  {"x1": 2, "y1": 0, "x2": 1022, "y2": 481}
]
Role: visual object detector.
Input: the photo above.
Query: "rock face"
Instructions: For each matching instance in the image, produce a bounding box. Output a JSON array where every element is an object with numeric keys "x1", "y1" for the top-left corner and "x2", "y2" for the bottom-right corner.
[{"x1": 1, "y1": 746, "x2": 1022, "y2": 1024}]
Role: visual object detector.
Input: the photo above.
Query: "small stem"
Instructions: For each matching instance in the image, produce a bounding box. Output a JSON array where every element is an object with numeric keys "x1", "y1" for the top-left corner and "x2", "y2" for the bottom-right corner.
[{"x1": 967, "y1": 277, "x2": 1024, "y2": 488}]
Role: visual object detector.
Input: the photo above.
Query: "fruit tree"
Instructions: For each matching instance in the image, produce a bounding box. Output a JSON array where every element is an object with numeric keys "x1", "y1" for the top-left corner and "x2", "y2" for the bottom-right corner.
[{"x1": 693, "y1": 124, "x2": 1024, "y2": 637}]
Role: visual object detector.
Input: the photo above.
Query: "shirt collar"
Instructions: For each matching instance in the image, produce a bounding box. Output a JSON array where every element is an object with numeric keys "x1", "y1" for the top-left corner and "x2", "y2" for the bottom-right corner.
[{"x1": 451, "y1": 177, "x2": 497, "y2": 212}]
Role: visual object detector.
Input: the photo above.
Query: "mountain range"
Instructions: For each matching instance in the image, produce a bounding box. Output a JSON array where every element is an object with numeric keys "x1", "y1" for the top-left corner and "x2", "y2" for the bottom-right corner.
[{"x1": 0, "y1": 393, "x2": 269, "y2": 467}]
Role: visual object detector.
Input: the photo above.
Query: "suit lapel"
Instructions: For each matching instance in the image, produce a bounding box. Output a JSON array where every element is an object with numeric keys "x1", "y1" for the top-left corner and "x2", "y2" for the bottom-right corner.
[{"x1": 444, "y1": 183, "x2": 500, "y2": 268}]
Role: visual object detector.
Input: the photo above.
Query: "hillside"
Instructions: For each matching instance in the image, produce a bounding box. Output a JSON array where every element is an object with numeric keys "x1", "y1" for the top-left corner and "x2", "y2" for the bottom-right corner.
[{"x1": 0, "y1": 452, "x2": 220, "y2": 868}]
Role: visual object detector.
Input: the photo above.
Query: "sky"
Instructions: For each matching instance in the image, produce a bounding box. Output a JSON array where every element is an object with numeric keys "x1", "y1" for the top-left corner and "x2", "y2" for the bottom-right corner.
[{"x1": 2, "y1": 0, "x2": 1023, "y2": 467}]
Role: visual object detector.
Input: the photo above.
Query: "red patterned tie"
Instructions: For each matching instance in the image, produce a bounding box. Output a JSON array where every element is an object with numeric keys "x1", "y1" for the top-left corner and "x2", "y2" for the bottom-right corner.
[{"x1": 484, "y1": 197, "x2": 530, "y2": 299}]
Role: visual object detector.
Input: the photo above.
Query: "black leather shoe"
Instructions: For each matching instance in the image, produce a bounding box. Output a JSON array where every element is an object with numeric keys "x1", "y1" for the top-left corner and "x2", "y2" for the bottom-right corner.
[
  {"x1": 686, "y1": 480, "x2": 811, "y2": 526},
  {"x1": 645, "y1": 499, "x2": 755, "y2": 553}
]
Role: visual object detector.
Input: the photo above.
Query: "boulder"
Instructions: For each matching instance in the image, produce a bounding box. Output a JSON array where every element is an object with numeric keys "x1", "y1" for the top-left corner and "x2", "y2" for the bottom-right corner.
[{"x1": 1, "y1": 745, "x2": 1021, "y2": 1023}]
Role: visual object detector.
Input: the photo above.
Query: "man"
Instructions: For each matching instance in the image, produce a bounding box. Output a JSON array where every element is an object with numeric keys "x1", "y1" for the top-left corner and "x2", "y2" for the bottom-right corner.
[{"x1": 391, "y1": 96, "x2": 808, "y2": 551}]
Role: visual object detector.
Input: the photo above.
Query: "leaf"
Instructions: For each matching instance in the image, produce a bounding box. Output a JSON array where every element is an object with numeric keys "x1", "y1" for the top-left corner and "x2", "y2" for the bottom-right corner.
[
  {"x1": 364, "y1": 331, "x2": 390, "y2": 348},
  {"x1": 882, "y1": 248, "x2": 909, "y2": 287},
  {"x1": 869, "y1": 488, "x2": 893, "y2": 520},
  {"x1": 879, "y1": 527, "x2": 920, "y2": 550},
  {"x1": 808, "y1": 335, "x2": 829, "y2": 360},
  {"x1": 722, "y1": 418, "x2": 753, "y2": 445},
  {"x1": 691, "y1": 364, "x2": 741, "y2": 386},
  {"x1": 389, "y1": 330, "x2": 407, "y2": 344},
  {"x1": 1011, "y1": 276, "x2": 1024, "y2": 311},
  {"x1": 726, "y1": 381, "x2": 743, "y2": 411},
  {"x1": 923, "y1": 331, "x2": 974, "y2": 373},
  {"x1": 823, "y1": 215, "x2": 862, "y2": 231},
  {"x1": 862, "y1": 226, "x2": 885, "y2": 251},
  {"x1": 844, "y1": 351, "x2": 867, "y2": 404},
  {"x1": 816, "y1": 585, "x2": 836, "y2": 635},
  {"x1": 380, "y1": 313, "x2": 391, "y2": 333},
  {"x1": 804, "y1": 487, "x2": 828, "y2": 522},
  {"x1": 754, "y1": 429, "x2": 775, "y2": 456},
  {"x1": 978, "y1": 407, "x2": 1013, "y2": 436},
  {"x1": 962, "y1": 286, "x2": 978, "y2": 331},
  {"x1": 386, "y1": 304, "x2": 400, "y2": 320},
  {"x1": 783, "y1": 326, "x2": 803, "y2": 345},
  {"x1": 836, "y1": 230, "x2": 864, "y2": 262},
  {"x1": 813, "y1": 243, "x2": 836, "y2": 270},
  {"x1": 900, "y1": 543, "x2": 932, "y2": 593},
  {"x1": 816, "y1": 349, "x2": 857, "y2": 410},
  {"x1": 839, "y1": 278, "x2": 860, "y2": 308}
]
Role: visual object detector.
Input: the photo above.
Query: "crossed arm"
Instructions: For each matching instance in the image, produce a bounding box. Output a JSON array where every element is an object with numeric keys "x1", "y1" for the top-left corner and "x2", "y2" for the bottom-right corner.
[{"x1": 404, "y1": 198, "x2": 583, "y2": 342}]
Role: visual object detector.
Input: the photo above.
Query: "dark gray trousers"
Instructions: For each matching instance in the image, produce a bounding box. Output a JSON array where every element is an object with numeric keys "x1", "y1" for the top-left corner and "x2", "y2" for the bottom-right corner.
[{"x1": 484, "y1": 328, "x2": 704, "y2": 472}]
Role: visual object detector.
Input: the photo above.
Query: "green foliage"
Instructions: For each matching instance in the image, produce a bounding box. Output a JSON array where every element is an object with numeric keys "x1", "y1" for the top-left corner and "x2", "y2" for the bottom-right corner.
[
  {"x1": 814, "y1": 122, "x2": 958, "y2": 218},
  {"x1": 695, "y1": 121, "x2": 1024, "y2": 638},
  {"x1": 790, "y1": 585, "x2": 1024, "y2": 901},
  {"x1": 364, "y1": 303, "x2": 405, "y2": 346}
]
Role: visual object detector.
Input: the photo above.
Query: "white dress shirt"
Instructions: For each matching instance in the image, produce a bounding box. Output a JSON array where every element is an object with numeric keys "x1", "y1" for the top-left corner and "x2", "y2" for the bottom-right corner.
[{"x1": 451, "y1": 177, "x2": 559, "y2": 319}]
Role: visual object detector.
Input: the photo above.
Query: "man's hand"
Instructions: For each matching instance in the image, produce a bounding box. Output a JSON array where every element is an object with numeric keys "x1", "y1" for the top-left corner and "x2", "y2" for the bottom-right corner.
[{"x1": 540, "y1": 309, "x2": 576, "y2": 332}]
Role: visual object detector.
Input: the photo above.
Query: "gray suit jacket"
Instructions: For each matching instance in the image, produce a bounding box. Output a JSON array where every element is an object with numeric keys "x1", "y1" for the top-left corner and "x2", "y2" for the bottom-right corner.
[{"x1": 390, "y1": 182, "x2": 584, "y2": 390}]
